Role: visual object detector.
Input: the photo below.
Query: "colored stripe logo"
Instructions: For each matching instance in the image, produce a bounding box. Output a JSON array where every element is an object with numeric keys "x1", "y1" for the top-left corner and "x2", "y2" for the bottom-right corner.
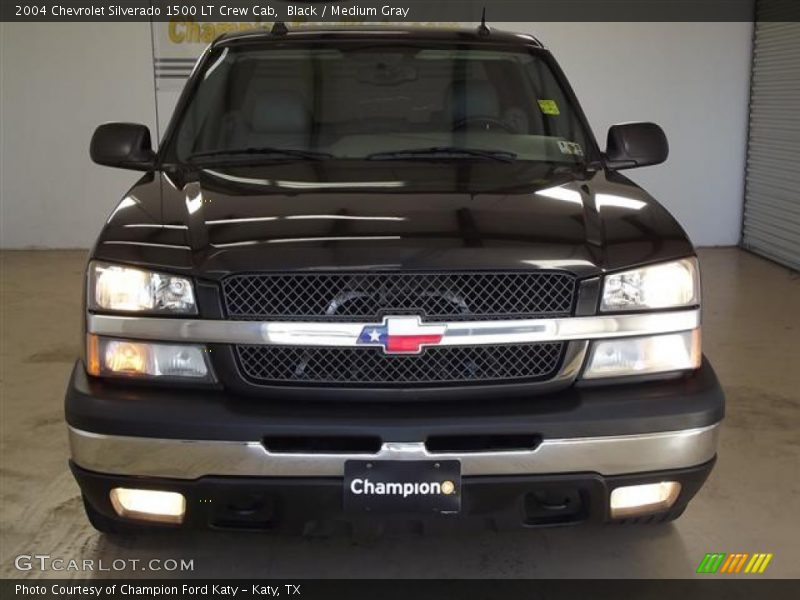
[{"x1": 697, "y1": 553, "x2": 773, "y2": 574}]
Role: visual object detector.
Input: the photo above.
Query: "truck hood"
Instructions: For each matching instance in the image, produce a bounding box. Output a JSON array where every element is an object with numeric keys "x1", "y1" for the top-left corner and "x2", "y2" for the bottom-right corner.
[{"x1": 94, "y1": 162, "x2": 694, "y2": 280}]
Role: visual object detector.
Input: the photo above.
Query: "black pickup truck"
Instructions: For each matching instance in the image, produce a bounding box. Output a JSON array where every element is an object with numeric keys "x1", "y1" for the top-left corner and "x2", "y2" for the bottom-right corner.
[{"x1": 66, "y1": 25, "x2": 724, "y2": 533}]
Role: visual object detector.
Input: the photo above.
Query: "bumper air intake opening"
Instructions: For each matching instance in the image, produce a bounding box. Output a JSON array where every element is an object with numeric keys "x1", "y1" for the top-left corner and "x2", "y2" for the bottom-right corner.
[
  {"x1": 426, "y1": 434, "x2": 541, "y2": 453},
  {"x1": 263, "y1": 435, "x2": 382, "y2": 454}
]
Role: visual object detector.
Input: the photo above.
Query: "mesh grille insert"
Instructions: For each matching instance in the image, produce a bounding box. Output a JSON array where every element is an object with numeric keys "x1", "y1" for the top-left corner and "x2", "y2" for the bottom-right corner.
[
  {"x1": 235, "y1": 343, "x2": 565, "y2": 386},
  {"x1": 222, "y1": 271, "x2": 576, "y2": 321}
]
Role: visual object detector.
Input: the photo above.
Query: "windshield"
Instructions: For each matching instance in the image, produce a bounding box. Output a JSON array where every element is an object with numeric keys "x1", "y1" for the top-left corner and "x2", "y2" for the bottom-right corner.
[{"x1": 166, "y1": 42, "x2": 596, "y2": 167}]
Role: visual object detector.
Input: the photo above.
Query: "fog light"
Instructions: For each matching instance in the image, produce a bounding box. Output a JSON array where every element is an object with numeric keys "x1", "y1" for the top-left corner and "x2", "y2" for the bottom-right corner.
[
  {"x1": 109, "y1": 488, "x2": 186, "y2": 524},
  {"x1": 609, "y1": 481, "x2": 681, "y2": 518}
]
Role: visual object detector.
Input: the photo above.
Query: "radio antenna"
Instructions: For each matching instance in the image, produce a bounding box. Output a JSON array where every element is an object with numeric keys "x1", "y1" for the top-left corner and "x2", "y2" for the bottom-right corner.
[{"x1": 478, "y1": 8, "x2": 490, "y2": 36}]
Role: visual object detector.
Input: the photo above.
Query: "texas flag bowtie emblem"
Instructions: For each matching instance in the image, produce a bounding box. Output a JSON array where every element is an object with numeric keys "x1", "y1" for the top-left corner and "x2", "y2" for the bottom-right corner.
[{"x1": 357, "y1": 316, "x2": 447, "y2": 354}]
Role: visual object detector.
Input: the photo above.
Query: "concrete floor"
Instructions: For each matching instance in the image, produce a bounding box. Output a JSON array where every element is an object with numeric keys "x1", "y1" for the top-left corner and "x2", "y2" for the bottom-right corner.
[{"x1": 1, "y1": 248, "x2": 798, "y2": 579}]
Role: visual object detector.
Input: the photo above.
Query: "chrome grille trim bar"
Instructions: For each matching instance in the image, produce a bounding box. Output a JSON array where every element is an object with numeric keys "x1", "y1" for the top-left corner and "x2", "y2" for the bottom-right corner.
[
  {"x1": 68, "y1": 423, "x2": 719, "y2": 479},
  {"x1": 87, "y1": 309, "x2": 700, "y2": 347}
]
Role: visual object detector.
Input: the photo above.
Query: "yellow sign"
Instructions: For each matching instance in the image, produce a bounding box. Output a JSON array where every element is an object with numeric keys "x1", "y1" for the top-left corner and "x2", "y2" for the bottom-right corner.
[
  {"x1": 537, "y1": 99, "x2": 560, "y2": 116},
  {"x1": 168, "y1": 20, "x2": 266, "y2": 44}
]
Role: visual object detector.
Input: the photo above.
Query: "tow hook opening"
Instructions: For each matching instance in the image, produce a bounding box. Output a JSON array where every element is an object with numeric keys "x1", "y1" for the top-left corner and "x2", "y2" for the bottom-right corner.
[
  {"x1": 523, "y1": 488, "x2": 588, "y2": 525},
  {"x1": 213, "y1": 494, "x2": 278, "y2": 530}
]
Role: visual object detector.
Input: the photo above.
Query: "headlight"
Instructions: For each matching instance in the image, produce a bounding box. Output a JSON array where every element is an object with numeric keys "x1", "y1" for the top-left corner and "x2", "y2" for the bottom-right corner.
[
  {"x1": 88, "y1": 261, "x2": 196, "y2": 314},
  {"x1": 601, "y1": 258, "x2": 699, "y2": 312},
  {"x1": 582, "y1": 330, "x2": 701, "y2": 379},
  {"x1": 87, "y1": 335, "x2": 214, "y2": 382}
]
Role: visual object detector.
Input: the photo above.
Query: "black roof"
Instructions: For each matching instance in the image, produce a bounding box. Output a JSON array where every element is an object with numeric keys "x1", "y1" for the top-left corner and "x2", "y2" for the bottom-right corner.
[{"x1": 214, "y1": 25, "x2": 544, "y2": 48}]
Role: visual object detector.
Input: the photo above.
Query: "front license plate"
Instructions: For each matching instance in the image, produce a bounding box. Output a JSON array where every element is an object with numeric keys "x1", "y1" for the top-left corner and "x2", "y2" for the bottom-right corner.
[{"x1": 343, "y1": 460, "x2": 461, "y2": 514}]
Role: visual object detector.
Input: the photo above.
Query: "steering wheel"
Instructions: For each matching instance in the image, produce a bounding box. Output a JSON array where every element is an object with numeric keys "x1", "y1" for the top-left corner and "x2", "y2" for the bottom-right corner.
[{"x1": 452, "y1": 116, "x2": 515, "y2": 133}]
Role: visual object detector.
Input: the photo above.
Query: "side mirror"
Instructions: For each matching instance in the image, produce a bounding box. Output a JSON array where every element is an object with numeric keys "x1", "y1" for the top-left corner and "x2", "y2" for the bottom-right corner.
[
  {"x1": 605, "y1": 122, "x2": 668, "y2": 170},
  {"x1": 90, "y1": 123, "x2": 156, "y2": 170}
]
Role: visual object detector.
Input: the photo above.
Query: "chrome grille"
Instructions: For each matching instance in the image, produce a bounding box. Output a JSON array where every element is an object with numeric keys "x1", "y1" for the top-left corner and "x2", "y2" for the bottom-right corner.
[
  {"x1": 235, "y1": 343, "x2": 565, "y2": 386},
  {"x1": 222, "y1": 271, "x2": 576, "y2": 320}
]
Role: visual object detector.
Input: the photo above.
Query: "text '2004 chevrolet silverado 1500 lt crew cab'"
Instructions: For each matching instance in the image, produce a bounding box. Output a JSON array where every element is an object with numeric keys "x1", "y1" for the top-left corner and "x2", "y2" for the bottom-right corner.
[{"x1": 67, "y1": 24, "x2": 724, "y2": 534}]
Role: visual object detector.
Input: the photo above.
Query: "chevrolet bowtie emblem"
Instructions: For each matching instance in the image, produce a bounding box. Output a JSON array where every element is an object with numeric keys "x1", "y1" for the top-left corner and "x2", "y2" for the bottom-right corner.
[{"x1": 357, "y1": 316, "x2": 447, "y2": 354}]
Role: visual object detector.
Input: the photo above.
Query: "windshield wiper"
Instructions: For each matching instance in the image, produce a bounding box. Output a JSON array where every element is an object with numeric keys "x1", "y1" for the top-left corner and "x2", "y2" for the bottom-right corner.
[
  {"x1": 366, "y1": 146, "x2": 516, "y2": 163},
  {"x1": 188, "y1": 147, "x2": 333, "y2": 163}
]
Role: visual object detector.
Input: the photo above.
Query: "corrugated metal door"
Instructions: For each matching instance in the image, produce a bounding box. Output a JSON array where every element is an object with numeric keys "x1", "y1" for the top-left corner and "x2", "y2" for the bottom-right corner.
[{"x1": 743, "y1": 2, "x2": 800, "y2": 270}]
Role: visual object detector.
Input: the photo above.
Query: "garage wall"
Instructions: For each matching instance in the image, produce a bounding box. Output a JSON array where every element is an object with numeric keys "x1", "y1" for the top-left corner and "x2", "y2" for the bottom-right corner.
[
  {"x1": 1, "y1": 21, "x2": 752, "y2": 248},
  {"x1": 742, "y1": 15, "x2": 800, "y2": 270},
  {"x1": 0, "y1": 22, "x2": 157, "y2": 249}
]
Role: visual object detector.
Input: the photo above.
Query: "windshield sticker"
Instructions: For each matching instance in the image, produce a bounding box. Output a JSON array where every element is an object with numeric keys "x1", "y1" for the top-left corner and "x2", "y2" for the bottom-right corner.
[
  {"x1": 537, "y1": 99, "x2": 561, "y2": 116},
  {"x1": 558, "y1": 141, "x2": 584, "y2": 156}
]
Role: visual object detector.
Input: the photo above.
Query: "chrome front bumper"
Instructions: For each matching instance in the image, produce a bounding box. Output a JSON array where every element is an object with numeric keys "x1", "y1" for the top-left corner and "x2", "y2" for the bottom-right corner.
[{"x1": 68, "y1": 423, "x2": 720, "y2": 480}]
